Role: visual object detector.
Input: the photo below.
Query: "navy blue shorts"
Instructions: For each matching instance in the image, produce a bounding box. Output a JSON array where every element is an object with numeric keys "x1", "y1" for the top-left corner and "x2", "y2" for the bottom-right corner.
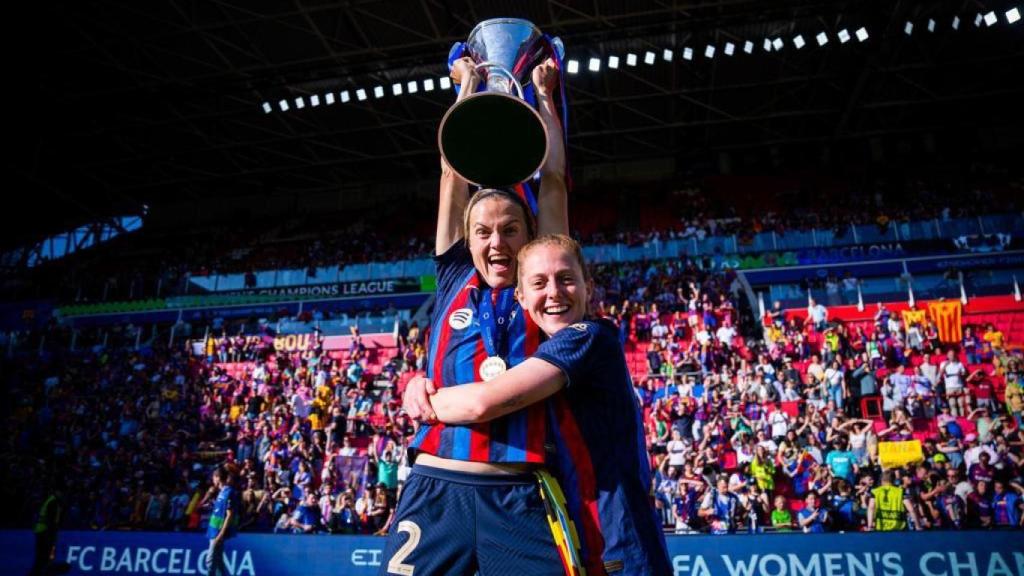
[{"x1": 378, "y1": 464, "x2": 564, "y2": 576}]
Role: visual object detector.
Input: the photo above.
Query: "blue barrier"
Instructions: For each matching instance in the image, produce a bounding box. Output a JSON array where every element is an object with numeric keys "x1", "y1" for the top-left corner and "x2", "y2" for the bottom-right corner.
[{"x1": 3, "y1": 529, "x2": 1020, "y2": 576}]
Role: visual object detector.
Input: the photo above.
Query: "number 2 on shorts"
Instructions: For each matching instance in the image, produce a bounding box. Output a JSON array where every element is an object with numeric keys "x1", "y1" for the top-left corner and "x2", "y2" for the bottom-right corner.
[{"x1": 387, "y1": 520, "x2": 421, "y2": 576}]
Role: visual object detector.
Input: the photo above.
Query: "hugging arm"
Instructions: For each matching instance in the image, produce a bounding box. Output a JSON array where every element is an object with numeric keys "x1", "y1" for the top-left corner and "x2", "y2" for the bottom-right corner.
[{"x1": 421, "y1": 358, "x2": 567, "y2": 425}]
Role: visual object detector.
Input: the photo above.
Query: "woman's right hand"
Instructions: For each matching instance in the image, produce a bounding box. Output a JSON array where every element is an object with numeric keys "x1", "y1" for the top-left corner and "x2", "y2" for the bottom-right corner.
[
  {"x1": 450, "y1": 56, "x2": 478, "y2": 86},
  {"x1": 403, "y1": 376, "x2": 438, "y2": 422}
]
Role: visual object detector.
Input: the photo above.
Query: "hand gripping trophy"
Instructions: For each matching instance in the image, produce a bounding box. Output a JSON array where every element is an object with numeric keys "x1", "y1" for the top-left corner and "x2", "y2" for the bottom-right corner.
[{"x1": 438, "y1": 18, "x2": 566, "y2": 189}]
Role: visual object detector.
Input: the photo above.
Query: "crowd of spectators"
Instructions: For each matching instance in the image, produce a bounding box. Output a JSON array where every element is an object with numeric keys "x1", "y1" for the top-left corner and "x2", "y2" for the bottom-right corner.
[
  {"x1": 2, "y1": 323, "x2": 422, "y2": 536},
  {"x1": 6, "y1": 246, "x2": 1023, "y2": 539},
  {"x1": 8, "y1": 174, "x2": 1018, "y2": 308},
  {"x1": 639, "y1": 294, "x2": 1024, "y2": 534},
  {"x1": 5, "y1": 170, "x2": 1024, "y2": 536},
  {"x1": 580, "y1": 177, "x2": 1013, "y2": 248},
  {"x1": 7, "y1": 209, "x2": 433, "y2": 304}
]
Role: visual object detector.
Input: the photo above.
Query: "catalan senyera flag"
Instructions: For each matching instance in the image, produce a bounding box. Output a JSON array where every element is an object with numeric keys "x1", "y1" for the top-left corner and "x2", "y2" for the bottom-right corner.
[
  {"x1": 900, "y1": 309, "x2": 927, "y2": 328},
  {"x1": 927, "y1": 300, "x2": 962, "y2": 344}
]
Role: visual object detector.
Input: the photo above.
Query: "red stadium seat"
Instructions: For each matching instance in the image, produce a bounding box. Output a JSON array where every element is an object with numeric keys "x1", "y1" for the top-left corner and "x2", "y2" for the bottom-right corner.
[
  {"x1": 911, "y1": 418, "x2": 937, "y2": 434},
  {"x1": 956, "y1": 418, "x2": 977, "y2": 437},
  {"x1": 861, "y1": 397, "x2": 883, "y2": 420},
  {"x1": 780, "y1": 401, "x2": 802, "y2": 419},
  {"x1": 912, "y1": 432, "x2": 933, "y2": 442}
]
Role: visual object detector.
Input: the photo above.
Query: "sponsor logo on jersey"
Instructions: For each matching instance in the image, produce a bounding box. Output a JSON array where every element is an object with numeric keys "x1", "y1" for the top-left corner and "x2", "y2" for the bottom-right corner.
[{"x1": 448, "y1": 308, "x2": 474, "y2": 330}]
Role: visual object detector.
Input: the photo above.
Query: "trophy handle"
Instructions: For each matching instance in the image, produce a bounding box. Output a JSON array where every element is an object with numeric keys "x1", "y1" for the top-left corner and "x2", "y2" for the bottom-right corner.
[{"x1": 474, "y1": 61, "x2": 525, "y2": 99}]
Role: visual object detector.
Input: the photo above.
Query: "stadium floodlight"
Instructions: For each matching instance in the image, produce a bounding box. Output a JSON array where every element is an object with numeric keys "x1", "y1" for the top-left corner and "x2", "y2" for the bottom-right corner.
[
  {"x1": 952, "y1": 16, "x2": 961, "y2": 30},
  {"x1": 838, "y1": 28, "x2": 851, "y2": 43},
  {"x1": 407, "y1": 81, "x2": 418, "y2": 94},
  {"x1": 743, "y1": 40, "x2": 754, "y2": 54},
  {"x1": 724, "y1": 42, "x2": 735, "y2": 56},
  {"x1": 816, "y1": 32, "x2": 828, "y2": 46},
  {"x1": 763, "y1": 38, "x2": 773, "y2": 51},
  {"x1": 928, "y1": 18, "x2": 936, "y2": 32},
  {"x1": 904, "y1": 21, "x2": 914, "y2": 35},
  {"x1": 294, "y1": 96, "x2": 305, "y2": 109},
  {"x1": 608, "y1": 55, "x2": 619, "y2": 69},
  {"x1": 340, "y1": 90, "x2": 351, "y2": 103},
  {"x1": 626, "y1": 53, "x2": 638, "y2": 66},
  {"x1": 278, "y1": 99, "x2": 290, "y2": 111},
  {"x1": 663, "y1": 49, "x2": 673, "y2": 61},
  {"x1": 855, "y1": 27, "x2": 869, "y2": 41},
  {"x1": 644, "y1": 51, "x2": 656, "y2": 64},
  {"x1": 325, "y1": 92, "x2": 335, "y2": 105},
  {"x1": 772, "y1": 37, "x2": 784, "y2": 51},
  {"x1": 588, "y1": 57, "x2": 601, "y2": 72},
  {"x1": 1009, "y1": 8, "x2": 1022, "y2": 24},
  {"x1": 262, "y1": 102, "x2": 272, "y2": 114},
  {"x1": 356, "y1": 88, "x2": 367, "y2": 101},
  {"x1": 439, "y1": 77, "x2": 451, "y2": 90},
  {"x1": 984, "y1": 11, "x2": 997, "y2": 26},
  {"x1": 423, "y1": 78, "x2": 435, "y2": 92},
  {"x1": 792, "y1": 35, "x2": 805, "y2": 49},
  {"x1": 683, "y1": 47, "x2": 694, "y2": 60},
  {"x1": 974, "y1": 13, "x2": 983, "y2": 27},
  {"x1": 703, "y1": 44, "x2": 715, "y2": 58},
  {"x1": 566, "y1": 59, "x2": 580, "y2": 74},
  {"x1": 310, "y1": 94, "x2": 320, "y2": 107},
  {"x1": 392, "y1": 83, "x2": 403, "y2": 96},
  {"x1": 373, "y1": 86, "x2": 384, "y2": 99}
]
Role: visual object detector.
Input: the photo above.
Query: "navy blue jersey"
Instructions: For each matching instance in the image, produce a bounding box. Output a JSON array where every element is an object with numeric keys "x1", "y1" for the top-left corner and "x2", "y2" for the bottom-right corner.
[
  {"x1": 206, "y1": 486, "x2": 239, "y2": 540},
  {"x1": 535, "y1": 319, "x2": 672, "y2": 576},
  {"x1": 411, "y1": 243, "x2": 546, "y2": 463}
]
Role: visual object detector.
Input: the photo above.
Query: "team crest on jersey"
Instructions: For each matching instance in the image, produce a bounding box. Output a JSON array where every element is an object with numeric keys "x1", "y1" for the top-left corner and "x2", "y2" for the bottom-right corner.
[
  {"x1": 448, "y1": 308, "x2": 474, "y2": 330},
  {"x1": 569, "y1": 323, "x2": 589, "y2": 332}
]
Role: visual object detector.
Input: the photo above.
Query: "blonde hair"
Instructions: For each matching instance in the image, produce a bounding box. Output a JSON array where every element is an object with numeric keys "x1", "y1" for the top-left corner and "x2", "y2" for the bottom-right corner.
[
  {"x1": 516, "y1": 234, "x2": 592, "y2": 286},
  {"x1": 462, "y1": 188, "x2": 536, "y2": 244}
]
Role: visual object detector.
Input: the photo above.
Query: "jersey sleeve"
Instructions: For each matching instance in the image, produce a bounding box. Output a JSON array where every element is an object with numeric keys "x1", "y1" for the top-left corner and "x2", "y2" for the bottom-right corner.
[
  {"x1": 533, "y1": 320, "x2": 618, "y2": 389},
  {"x1": 434, "y1": 242, "x2": 476, "y2": 311}
]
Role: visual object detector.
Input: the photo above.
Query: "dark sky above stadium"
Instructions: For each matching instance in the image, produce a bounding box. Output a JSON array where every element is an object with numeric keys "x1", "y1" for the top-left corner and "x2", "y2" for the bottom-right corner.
[{"x1": 3, "y1": 0, "x2": 1022, "y2": 248}]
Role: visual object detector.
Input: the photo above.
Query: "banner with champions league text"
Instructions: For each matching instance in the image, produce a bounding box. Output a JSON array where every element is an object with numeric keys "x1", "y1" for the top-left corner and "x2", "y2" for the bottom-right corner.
[
  {"x1": 2, "y1": 529, "x2": 1020, "y2": 576},
  {"x1": 220, "y1": 277, "x2": 428, "y2": 298}
]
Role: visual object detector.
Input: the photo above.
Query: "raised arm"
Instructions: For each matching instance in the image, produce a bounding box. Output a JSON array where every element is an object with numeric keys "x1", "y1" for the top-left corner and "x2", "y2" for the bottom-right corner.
[
  {"x1": 436, "y1": 57, "x2": 481, "y2": 255},
  {"x1": 532, "y1": 59, "x2": 568, "y2": 236},
  {"x1": 425, "y1": 357, "x2": 567, "y2": 424}
]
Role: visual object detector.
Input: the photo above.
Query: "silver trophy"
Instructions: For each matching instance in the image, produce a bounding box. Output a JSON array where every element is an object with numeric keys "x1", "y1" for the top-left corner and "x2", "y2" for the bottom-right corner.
[{"x1": 438, "y1": 18, "x2": 558, "y2": 188}]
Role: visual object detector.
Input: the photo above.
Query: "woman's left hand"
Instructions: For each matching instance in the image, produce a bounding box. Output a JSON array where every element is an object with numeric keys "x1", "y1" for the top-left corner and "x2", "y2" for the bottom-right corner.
[
  {"x1": 532, "y1": 58, "x2": 559, "y2": 97},
  {"x1": 403, "y1": 376, "x2": 438, "y2": 422}
]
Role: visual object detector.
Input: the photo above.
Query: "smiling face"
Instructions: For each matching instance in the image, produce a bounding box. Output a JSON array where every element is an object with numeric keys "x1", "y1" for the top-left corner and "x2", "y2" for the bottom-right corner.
[
  {"x1": 516, "y1": 239, "x2": 590, "y2": 337},
  {"x1": 466, "y1": 196, "x2": 530, "y2": 289}
]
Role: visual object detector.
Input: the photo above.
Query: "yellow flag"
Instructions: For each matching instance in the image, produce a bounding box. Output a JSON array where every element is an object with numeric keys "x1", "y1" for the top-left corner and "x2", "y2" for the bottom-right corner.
[
  {"x1": 900, "y1": 309, "x2": 927, "y2": 328},
  {"x1": 878, "y1": 440, "x2": 924, "y2": 469}
]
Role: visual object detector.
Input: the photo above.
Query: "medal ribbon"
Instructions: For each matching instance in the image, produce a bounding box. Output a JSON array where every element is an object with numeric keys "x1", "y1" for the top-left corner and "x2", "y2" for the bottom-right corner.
[{"x1": 478, "y1": 287, "x2": 516, "y2": 359}]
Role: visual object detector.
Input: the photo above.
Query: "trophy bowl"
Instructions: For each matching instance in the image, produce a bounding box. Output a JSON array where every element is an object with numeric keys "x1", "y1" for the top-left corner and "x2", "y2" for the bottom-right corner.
[{"x1": 438, "y1": 18, "x2": 550, "y2": 188}]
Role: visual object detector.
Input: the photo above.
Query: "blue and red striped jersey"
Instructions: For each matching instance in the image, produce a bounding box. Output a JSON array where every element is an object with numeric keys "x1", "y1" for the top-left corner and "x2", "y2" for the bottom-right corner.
[
  {"x1": 536, "y1": 319, "x2": 672, "y2": 576},
  {"x1": 410, "y1": 243, "x2": 546, "y2": 463}
]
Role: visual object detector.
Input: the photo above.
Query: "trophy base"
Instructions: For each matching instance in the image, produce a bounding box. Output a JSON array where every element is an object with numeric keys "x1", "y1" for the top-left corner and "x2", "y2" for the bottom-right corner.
[{"x1": 439, "y1": 91, "x2": 548, "y2": 188}]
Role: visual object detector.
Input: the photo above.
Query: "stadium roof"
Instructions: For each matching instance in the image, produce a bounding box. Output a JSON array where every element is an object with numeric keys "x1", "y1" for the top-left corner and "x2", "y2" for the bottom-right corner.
[{"x1": 5, "y1": 0, "x2": 1024, "y2": 249}]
